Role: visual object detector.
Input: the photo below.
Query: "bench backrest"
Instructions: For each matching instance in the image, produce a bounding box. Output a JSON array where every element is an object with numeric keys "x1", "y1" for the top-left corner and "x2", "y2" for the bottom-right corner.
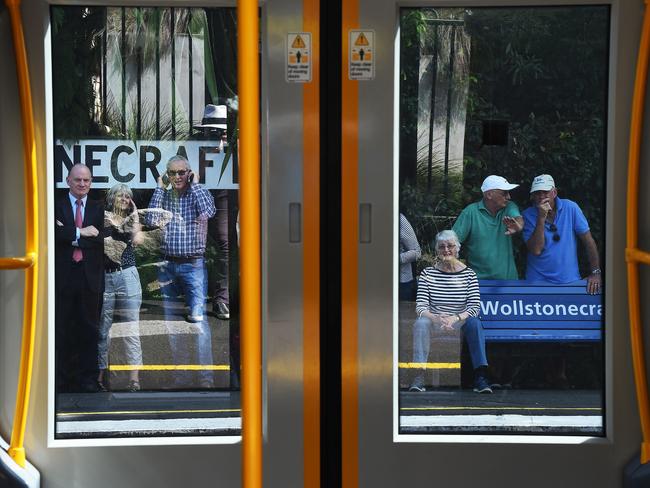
[{"x1": 478, "y1": 280, "x2": 602, "y2": 342}]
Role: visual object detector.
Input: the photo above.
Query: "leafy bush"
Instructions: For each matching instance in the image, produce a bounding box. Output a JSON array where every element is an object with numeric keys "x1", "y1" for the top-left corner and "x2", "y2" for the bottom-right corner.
[{"x1": 400, "y1": 6, "x2": 608, "y2": 278}]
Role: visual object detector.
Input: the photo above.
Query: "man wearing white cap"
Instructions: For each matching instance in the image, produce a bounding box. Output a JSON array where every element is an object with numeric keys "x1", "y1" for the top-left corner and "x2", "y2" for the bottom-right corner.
[
  {"x1": 452, "y1": 175, "x2": 523, "y2": 280},
  {"x1": 522, "y1": 174, "x2": 601, "y2": 294}
]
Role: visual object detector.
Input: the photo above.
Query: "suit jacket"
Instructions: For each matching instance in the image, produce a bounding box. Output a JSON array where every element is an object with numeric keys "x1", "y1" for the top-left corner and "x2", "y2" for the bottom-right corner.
[{"x1": 55, "y1": 195, "x2": 105, "y2": 293}]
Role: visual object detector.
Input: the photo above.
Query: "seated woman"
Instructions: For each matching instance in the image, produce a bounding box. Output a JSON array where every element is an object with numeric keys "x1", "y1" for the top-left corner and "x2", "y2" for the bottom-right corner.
[
  {"x1": 97, "y1": 184, "x2": 145, "y2": 391},
  {"x1": 409, "y1": 229, "x2": 492, "y2": 394}
]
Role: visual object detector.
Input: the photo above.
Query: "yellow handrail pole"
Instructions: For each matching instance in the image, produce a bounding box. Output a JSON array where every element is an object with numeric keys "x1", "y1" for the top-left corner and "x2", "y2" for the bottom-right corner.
[
  {"x1": 237, "y1": 0, "x2": 262, "y2": 486},
  {"x1": 626, "y1": 0, "x2": 650, "y2": 464},
  {"x1": 0, "y1": 257, "x2": 35, "y2": 270},
  {"x1": 4, "y1": 0, "x2": 39, "y2": 469},
  {"x1": 3, "y1": 0, "x2": 38, "y2": 468},
  {"x1": 5, "y1": 0, "x2": 40, "y2": 469},
  {"x1": 627, "y1": 248, "x2": 650, "y2": 266}
]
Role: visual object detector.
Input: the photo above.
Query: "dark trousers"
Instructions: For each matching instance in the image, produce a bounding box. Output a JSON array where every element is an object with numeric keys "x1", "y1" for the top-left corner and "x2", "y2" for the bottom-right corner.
[
  {"x1": 210, "y1": 190, "x2": 229, "y2": 305},
  {"x1": 56, "y1": 264, "x2": 102, "y2": 392},
  {"x1": 399, "y1": 280, "x2": 416, "y2": 301}
]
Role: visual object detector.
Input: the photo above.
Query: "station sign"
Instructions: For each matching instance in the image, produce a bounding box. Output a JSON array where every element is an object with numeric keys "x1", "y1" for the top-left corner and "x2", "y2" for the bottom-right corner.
[
  {"x1": 479, "y1": 281, "x2": 602, "y2": 321},
  {"x1": 54, "y1": 139, "x2": 238, "y2": 189}
]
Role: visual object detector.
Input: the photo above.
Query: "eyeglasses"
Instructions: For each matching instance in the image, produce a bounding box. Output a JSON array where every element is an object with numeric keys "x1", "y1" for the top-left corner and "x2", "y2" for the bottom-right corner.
[
  {"x1": 549, "y1": 223, "x2": 560, "y2": 242},
  {"x1": 437, "y1": 243, "x2": 457, "y2": 250},
  {"x1": 168, "y1": 170, "x2": 187, "y2": 177}
]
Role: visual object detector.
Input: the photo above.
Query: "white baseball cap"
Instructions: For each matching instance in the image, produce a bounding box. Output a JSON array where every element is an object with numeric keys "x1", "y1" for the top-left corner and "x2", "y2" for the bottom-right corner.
[
  {"x1": 530, "y1": 174, "x2": 555, "y2": 193},
  {"x1": 480, "y1": 175, "x2": 519, "y2": 193}
]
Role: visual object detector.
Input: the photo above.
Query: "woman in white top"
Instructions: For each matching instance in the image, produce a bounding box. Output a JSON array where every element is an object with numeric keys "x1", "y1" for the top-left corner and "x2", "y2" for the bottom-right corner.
[{"x1": 410, "y1": 229, "x2": 492, "y2": 393}]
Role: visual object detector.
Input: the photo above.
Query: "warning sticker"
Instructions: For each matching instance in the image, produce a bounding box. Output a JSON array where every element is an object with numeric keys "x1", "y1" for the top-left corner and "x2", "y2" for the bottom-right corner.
[
  {"x1": 286, "y1": 33, "x2": 311, "y2": 83},
  {"x1": 349, "y1": 30, "x2": 375, "y2": 80}
]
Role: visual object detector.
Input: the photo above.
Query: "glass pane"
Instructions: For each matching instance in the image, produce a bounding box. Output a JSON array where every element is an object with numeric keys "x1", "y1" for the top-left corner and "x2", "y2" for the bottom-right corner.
[
  {"x1": 398, "y1": 6, "x2": 608, "y2": 436},
  {"x1": 51, "y1": 5, "x2": 241, "y2": 440}
]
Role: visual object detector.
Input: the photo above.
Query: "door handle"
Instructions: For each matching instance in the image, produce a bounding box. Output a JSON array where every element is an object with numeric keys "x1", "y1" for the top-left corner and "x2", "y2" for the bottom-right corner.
[
  {"x1": 359, "y1": 203, "x2": 371, "y2": 243},
  {"x1": 289, "y1": 202, "x2": 302, "y2": 243}
]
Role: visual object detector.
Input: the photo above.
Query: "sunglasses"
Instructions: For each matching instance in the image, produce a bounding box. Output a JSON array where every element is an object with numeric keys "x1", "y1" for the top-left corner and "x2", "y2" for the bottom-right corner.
[
  {"x1": 168, "y1": 170, "x2": 188, "y2": 177},
  {"x1": 549, "y1": 223, "x2": 560, "y2": 242}
]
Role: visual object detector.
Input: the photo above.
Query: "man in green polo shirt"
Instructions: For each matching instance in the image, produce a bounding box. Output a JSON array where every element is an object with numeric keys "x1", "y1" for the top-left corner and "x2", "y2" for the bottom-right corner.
[{"x1": 452, "y1": 175, "x2": 523, "y2": 280}]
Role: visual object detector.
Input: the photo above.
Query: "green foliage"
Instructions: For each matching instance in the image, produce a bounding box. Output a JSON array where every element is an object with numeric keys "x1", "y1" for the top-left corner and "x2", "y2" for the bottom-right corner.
[
  {"x1": 462, "y1": 6, "x2": 608, "y2": 274},
  {"x1": 52, "y1": 7, "x2": 105, "y2": 139},
  {"x1": 400, "y1": 6, "x2": 609, "y2": 278}
]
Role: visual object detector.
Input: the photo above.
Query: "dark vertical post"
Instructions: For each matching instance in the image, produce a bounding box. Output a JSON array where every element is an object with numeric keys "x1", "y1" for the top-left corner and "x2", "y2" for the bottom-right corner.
[
  {"x1": 188, "y1": 9, "x2": 193, "y2": 133},
  {"x1": 155, "y1": 8, "x2": 161, "y2": 140},
  {"x1": 121, "y1": 7, "x2": 126, "y2": 134},
  {"x1": 171, "y1": 7, "x2": 176, "y2": 140},
  {"x1": 102, "y1": 8, "x2": 107, "y2": 127},
  {"x1": 427, "y1": 25, "x2": 438, "y2": 193},
  {"x1": 136, "y1": 8, "x2": 142, "y2": 138},
  {"x1": 444, "y1": 26, "x2": 456, "y2": 200}
]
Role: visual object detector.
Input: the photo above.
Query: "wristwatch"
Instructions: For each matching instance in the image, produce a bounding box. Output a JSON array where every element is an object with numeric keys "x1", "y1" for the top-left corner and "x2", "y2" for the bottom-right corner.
[{"x1": 591, "y1": 268, "x2": 601, "y2": 275}]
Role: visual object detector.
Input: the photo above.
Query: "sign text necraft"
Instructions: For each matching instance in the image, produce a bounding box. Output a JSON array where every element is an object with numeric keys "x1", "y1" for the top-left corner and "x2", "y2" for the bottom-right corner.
[{"x1": 54, "y1": 139, "x2": 238, "y2": 190}]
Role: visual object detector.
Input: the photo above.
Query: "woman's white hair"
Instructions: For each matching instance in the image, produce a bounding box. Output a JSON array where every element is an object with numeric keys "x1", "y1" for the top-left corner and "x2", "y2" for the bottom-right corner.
[{"x1": 435, "y1": 229, "x2": 461, "y2": 257}]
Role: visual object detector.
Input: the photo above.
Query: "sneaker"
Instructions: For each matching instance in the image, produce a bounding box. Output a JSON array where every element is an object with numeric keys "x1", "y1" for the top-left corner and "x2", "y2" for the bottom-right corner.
[
  {"x1": 187, "y1": 314, "x2": 204, "y2": 323},
  {"x1": 473, "y1": 375, "x2": 493, "y2": 394},
  {"x1": 213, "y1": 301, "x2": 230, "y2": 320},
  {"x1": 409, "y1": 375, "x2": 425, "y2": 392}
]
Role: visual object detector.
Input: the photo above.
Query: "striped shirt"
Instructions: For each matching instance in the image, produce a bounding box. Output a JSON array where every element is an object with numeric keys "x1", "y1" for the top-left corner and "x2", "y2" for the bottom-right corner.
[
  {"x1": 148, "y1": 185, "x2": 216, "y2": 257},
  {"x1": 415, "y1": 266, "x2": 480, "y2": 318},
  {"x1": 400, "y1": 213, "x2": 421, "y2": 283}
]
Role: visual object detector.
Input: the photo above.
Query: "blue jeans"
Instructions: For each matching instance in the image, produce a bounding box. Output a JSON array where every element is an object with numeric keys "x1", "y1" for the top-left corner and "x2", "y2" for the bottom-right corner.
[
  {"x1": 412, "y1": 316, "x2": 488, "y2": 369},
  {"x1": 158, "y1": 258, "x2": 213, "y2": 384},
  {"x1": 98, "y1": 266, "x2": 143, "y2": 369}
]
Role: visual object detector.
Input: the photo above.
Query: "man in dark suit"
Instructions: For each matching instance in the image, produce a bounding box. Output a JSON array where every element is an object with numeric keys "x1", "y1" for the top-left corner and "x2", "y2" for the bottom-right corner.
[{"x1": 55, "y1": 163, "x2": 104, "y2": 392}]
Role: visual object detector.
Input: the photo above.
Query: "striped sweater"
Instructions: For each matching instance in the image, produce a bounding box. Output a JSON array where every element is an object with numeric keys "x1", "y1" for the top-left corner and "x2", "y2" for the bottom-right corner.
[{"x1": 415, "y1": 266, "x2": 480, "y2": 318}]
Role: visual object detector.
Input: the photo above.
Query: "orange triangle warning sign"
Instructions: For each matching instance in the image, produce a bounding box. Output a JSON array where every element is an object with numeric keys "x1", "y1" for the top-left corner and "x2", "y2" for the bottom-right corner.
[
  {"x1": 291, "y1": 35, "x2": 306, "y2": 49},
  {"x1": 354, "y1": 32, "x2": 369, "y2": 46}
]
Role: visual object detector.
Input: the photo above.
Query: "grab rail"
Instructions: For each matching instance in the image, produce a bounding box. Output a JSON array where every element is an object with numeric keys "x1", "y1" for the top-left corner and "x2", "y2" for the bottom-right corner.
[
  {"x1": 237, "y1": 0, "x2": 262, "y2": 486},
  {"x1": 626, "y1": 0, "x2": 650, "y2": 465},
  {"x1": 1, "y1": 0, "x2": 40, "y2": 469}
]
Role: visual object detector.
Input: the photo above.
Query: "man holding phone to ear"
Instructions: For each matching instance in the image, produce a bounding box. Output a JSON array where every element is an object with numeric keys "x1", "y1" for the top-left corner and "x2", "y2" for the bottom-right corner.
[{"x1": 148, "y1": 154, "x2": 217, "y2": 388}]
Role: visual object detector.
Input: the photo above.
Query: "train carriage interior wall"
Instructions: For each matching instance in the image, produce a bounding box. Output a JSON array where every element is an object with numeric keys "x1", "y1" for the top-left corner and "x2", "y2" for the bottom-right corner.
[{"x1": 1, "y1": 0, "x2": 650, "y2": 486}]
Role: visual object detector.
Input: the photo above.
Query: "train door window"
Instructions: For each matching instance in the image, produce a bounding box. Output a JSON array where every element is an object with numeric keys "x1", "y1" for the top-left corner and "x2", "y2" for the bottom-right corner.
[
  {"x1": 49, "y1": 5, "x2": 242, "y2": 444},
  {"x1": 397, "y1": 6, "x2": 608, "y2": 437}
]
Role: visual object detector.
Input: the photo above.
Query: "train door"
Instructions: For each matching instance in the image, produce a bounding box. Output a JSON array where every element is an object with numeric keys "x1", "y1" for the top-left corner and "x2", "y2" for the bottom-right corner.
[
  {"x1": 340, "y1": 0, "x2": 642, "y2": 486},
  {"x1": 0, "y1": 0, "x2": 319, "y2": 486},
  {"x1": 1, "y1": 0, "x2": 647, "y2": 485}
]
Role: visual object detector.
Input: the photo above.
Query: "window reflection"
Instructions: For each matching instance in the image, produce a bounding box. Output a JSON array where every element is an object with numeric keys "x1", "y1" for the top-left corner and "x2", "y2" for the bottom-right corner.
[
  {"x1": 398, "y1": 6, "x2": 608, "y2": 436},
  {"x1": 52, "y1": 5, "x2": 241, "y2": 440}
]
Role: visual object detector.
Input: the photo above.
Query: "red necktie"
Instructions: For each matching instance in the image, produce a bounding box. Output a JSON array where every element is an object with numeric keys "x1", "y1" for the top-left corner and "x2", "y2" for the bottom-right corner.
[{"x1": 72, "y1": 199, "x2": 83, "y2": 262}]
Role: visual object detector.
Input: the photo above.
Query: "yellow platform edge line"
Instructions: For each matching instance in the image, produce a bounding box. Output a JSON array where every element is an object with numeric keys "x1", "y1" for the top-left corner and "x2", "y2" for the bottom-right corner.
[
  {"x1": 401, "y1": 406, "x2": 602, "y2": 412},
  {"x1": 399, "y1": 362, "x2": 461, "y2": 369},
  {"x1": 57, "y1": 408, "x2": 242, "y2": 417},
  {"x1": 108, "y1": 365, "x2": 230, "y2": 371}
]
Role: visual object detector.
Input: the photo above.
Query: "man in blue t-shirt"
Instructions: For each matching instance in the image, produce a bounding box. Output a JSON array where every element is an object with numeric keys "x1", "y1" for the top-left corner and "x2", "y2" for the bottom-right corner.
[{"x1": 522, "y1": 174, "x2": 602, "y2": 295}]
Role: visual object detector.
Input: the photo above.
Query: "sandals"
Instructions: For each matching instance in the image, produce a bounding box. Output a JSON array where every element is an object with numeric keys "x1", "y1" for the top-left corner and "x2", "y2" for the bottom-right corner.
[{"x1": 127, "y1": 380, "x2": 141, "y2": 392}]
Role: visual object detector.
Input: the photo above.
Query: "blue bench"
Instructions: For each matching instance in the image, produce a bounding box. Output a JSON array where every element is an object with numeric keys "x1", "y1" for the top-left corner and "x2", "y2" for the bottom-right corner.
[{"x1": 478, "y1": 280, "x2": 602, "y2": 343}]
